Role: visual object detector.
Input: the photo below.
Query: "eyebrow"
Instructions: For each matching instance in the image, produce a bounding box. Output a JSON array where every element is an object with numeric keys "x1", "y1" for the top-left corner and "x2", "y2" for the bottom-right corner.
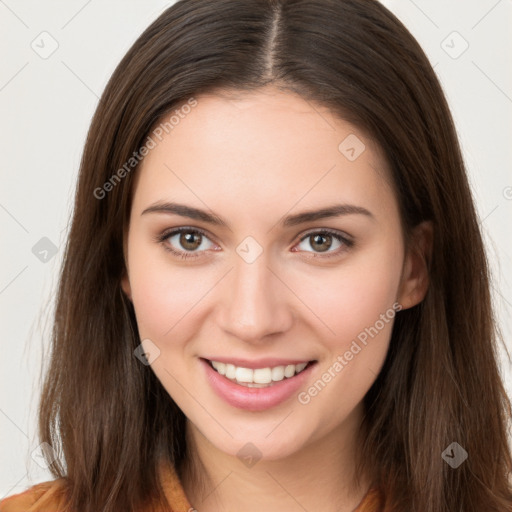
[{"x1": 141, "y1": 201, "x2": 375, "y2": 228}]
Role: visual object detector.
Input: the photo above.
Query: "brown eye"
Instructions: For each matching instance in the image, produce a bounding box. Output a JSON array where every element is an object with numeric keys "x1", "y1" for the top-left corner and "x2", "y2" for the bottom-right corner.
[
  {"x1": 179, "y1": 231, "x2": 203, "y2": 251},
  {"x1": 295, "y1": 229, "x2": 353, "y2": 257},
  {"x1": 158, "y1": 227, "x2": 216, "y2": 258},
  {"x1": 309, "y1": 233, "x2": 333, "y2": 252}
]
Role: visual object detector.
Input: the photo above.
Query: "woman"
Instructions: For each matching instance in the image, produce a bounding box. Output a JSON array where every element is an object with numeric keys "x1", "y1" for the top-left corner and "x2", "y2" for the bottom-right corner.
[{"x1": 1, "y1": 0, "x2": 511, "y2": 511}]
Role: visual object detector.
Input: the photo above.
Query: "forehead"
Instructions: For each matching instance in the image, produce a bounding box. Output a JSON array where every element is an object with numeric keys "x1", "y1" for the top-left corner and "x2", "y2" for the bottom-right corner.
[{"x1": 131, "y1": 87, "x2": 396, "y2": 224}]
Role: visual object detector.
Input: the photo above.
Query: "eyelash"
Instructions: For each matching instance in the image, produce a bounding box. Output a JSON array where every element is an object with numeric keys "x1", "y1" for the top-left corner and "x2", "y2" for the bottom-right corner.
[{"x1": 154, "y1": 226, "x2": 354, "y2": 260}]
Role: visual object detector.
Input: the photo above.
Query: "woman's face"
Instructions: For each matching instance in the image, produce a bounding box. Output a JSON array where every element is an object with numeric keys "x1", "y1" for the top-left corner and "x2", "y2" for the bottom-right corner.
[{"x1": 122, "y1": 87, "x2": 428, "y2": 461}]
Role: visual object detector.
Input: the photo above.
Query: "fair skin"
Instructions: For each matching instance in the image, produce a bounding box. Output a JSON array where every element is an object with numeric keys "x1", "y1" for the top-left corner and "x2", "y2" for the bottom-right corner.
[{"x1": 122, "y1": 86, "x2": 432, "y2": 512}]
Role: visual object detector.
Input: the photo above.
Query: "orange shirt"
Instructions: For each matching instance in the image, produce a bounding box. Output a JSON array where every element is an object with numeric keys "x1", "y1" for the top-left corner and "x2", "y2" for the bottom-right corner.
[{"x1": 0, "y1": 461, "x2": 386, "y2": 511}]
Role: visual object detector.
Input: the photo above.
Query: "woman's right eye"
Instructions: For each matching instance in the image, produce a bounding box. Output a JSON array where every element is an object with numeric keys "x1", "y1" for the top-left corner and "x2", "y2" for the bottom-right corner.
[{"x1": 156, "y1": 228, "x2": 217, "y2": 259}]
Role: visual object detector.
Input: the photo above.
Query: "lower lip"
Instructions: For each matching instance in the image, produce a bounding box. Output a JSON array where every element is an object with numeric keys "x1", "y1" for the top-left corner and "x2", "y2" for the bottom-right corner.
[{"x1": 201, "y1": 358, "x2": 316, "y2": 411}]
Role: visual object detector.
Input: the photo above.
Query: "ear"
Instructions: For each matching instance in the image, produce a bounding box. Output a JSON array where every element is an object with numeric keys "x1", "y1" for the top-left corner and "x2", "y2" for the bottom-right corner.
[
  {"x1": 120, "y1": 231, "x2": 132, "y2": 301},
  {"x1": 121, "y1": 269, "x2": 132, "y2": 301},
  {"x1": 397, "y1": 220, "x2": 433, "y2": 310}
]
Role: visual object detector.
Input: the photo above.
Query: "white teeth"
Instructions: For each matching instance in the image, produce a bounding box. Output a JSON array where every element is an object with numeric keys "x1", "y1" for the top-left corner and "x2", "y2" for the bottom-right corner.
[
  {"x1": 284, "y1": 364, "x2": 295, "y2": 378},
  {"x1": 211, "y1": 361, "x2": 226, "y2": 375},
  {"x1": 225, "y1": 364, "x2": 236, "y2": 379},
  {"x1": 296, "y1": 362, "x2": 307, "y2": 372},
  {"x1": 253, "y1": 368, "x2": 272, "y2": 384},
  {"x1": 210, "y1": 360, "x2": 311, "y2": 385},
  {"x1": 235, "y1": 367, "x2": 253, "y2": 383},
  {"x1": 271, "y1": 366, "x2": 285, "y2": 381}
]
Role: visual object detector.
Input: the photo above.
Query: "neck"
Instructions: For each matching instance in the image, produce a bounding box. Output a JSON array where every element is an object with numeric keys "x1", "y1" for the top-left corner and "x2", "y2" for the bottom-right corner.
[{"x1": 180, "y1": 402, "x2": 371, "y2": 512}]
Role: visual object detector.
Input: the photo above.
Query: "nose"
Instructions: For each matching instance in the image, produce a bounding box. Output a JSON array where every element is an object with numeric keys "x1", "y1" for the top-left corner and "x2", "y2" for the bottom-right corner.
[{"x1": 216, "y1": 252, "x2": 294, "y2": 344}]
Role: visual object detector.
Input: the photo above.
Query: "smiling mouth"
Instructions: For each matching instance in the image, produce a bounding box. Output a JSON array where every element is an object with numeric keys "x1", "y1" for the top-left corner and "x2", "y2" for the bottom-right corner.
[{"x1": 205, "y1": 358, "x2": 317, "y2": 388}]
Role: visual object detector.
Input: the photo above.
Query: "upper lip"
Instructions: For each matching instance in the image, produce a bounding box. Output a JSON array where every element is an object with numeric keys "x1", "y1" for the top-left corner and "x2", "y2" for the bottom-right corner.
[{"x1": 202, "y1": 357, "x2": 315, "y2": 369}]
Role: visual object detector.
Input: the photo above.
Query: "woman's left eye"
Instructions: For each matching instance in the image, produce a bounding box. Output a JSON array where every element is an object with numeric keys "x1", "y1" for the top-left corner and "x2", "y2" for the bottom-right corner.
[{"x1": 294, "y1": 230, "x2": 353, "y2": 257}]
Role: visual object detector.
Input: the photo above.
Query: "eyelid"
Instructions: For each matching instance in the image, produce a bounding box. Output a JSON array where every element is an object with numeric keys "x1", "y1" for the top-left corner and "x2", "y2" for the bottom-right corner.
[
  {"x1": 297, "y1": 227, "x2": 353, "y2": 244},
  {"x1": 156, "y1": 225, "x2": 216, "y2": 244}
]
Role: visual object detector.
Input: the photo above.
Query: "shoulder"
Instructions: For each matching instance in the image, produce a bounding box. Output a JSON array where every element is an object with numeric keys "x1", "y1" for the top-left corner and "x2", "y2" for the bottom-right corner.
[{"x1": 0, "y1": 478, "x2": 69, "y2": 512}]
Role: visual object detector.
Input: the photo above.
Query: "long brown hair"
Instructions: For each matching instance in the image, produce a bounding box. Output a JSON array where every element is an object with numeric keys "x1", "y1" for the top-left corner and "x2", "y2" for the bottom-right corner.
[{"x1": 37, "y1": 0, "x2": 512, "y2": 510}]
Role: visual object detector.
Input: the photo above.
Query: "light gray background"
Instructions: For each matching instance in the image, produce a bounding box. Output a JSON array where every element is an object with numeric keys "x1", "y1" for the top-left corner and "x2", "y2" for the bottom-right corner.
[{"x1": 1, "y1": 0, "x2": 511, "y2": 497}]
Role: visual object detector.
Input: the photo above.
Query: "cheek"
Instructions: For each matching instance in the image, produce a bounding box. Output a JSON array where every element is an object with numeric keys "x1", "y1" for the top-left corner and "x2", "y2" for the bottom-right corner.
[
  {"x1": 292, "y1": 247, "x2": 401, "y2": 429},
  {"x1": 289, "y1": 240, "x2": 403, "y2": 351},
  {"x1": 127, "y1": 244, "x2": 208, "y2": 340}
]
